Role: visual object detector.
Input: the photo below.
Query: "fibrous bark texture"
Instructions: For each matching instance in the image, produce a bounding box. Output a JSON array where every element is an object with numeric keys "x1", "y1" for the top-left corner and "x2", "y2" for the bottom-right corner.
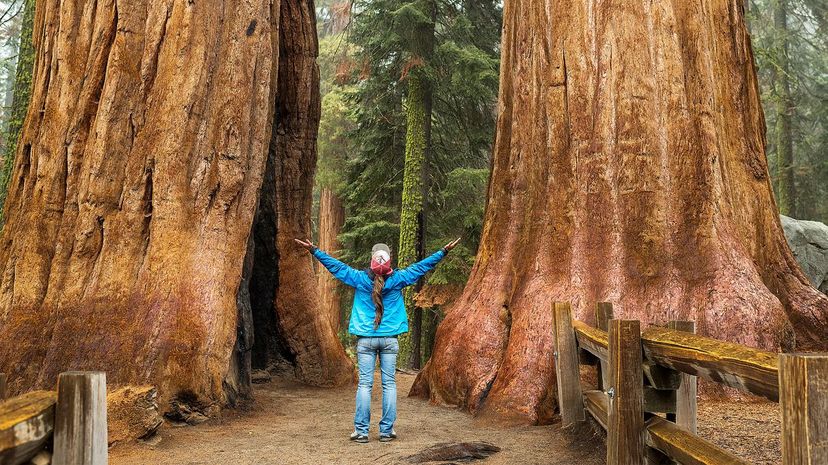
[
  {"x1": 0, "y1": 0, "x2": 351, "y2": 409},
  {"x1": 317, "y1": 187, "x2": 345, "y2": 332},
  {"x1": 412, "y1": 0, "x2": 828, "y2": 425}
]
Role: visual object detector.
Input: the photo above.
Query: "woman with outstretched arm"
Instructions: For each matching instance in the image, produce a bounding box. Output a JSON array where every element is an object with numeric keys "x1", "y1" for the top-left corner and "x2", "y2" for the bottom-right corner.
[{"x1": 294, "y1": 237, "x2": 460, "y2": 444}]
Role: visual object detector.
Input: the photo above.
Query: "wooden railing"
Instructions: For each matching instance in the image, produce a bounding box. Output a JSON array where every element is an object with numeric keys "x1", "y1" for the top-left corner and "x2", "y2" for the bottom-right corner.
[
  {"x1": 553, "y1": 301, "x2": 828, "y2": 465},
  {"x1": 0, "y1": 371, "x2": 107, "y2": 465}
]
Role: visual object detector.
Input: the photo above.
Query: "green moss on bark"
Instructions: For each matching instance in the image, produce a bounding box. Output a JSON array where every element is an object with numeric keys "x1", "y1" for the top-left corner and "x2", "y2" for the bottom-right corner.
[{"x1": 397, "y1": 72, "x2": 427, "y2": 365}]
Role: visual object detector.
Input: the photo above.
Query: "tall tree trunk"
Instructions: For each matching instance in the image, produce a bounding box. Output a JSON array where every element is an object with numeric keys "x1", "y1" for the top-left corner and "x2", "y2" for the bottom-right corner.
[
  {"x1": 0, "y1": 0, "x2": 352, "y2": 410},
  {"x1": 398, "y1": 73, "x2": 429, "y2": 368},
  {"x1": 412, "y1": 0, "x2": 828, "y2": 425},
  {"x1": 773, "y1": 0, "x2": 796, "y2": 217},
  {"x1": 317, "y1": 187, "x2": 345, "y2": 332},
  {"x1": 398, "y1": 0, "x2": 435, "y2": 369},
  {"x1": 0, "y1": 0, "x2": 35, "y2": 224},
  {"x1": 268, "y1": 0, "x2": 354, "y2": 386}
]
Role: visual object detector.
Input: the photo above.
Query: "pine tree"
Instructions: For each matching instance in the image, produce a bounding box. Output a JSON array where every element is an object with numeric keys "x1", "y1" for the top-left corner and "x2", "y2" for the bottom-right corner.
[
  {"x1": 0, "y1": 0, "x2": 34, "y2": 224},
  {"x1": 748, "y1": 0, "x2": 828, "y2": 222},
  {"x1": 396, "y1": 0, "x2": 436, "y2": 367},
  {"x1": 772, "y1": 0, "x2": 796, "y2": 217}
]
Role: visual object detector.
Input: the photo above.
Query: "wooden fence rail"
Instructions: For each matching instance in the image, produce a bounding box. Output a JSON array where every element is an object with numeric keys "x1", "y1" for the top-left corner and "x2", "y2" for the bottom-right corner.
[
  {"x1": 554, "y1": 301, "x2": 828, "y2": 465},
  {"x1": 0, "y1": 371, "x2": 108, "y2": 465}
]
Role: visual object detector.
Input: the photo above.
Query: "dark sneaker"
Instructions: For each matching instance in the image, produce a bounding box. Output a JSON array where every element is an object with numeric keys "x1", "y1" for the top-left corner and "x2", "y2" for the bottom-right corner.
[
  {"x1": 350, "y1": 431, "x2": 369, "y2": 443},
  {"x1": 379, "y1": 430, "x2": 397, "y2": 442}
]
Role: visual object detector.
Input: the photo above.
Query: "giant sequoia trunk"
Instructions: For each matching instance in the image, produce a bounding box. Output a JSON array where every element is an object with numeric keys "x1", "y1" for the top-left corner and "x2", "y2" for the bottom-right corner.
[
  {"x1": 412, "y1": 0, "x2": 828, "y2": 425},
  {"x1": 0, "y1": 0, "x2": 352, "y2": 409}
]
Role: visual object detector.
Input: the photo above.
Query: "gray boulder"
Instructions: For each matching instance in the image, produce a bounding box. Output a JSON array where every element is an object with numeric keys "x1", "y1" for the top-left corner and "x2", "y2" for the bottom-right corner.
[{"x1": 781, "y1": 215, "x2": 828, "y2": 294}]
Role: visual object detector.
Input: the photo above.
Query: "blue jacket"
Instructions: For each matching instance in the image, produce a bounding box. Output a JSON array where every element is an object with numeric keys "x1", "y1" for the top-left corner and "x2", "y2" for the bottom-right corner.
[{"x1": 312, "y1": 248, "x2": 447, "y2": 337}]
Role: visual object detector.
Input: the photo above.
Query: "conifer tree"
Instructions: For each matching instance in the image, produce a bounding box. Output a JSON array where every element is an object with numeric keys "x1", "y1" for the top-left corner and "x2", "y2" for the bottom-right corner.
[{"x1": 0, "y1": 0, "x2": 34, "y2": 224}]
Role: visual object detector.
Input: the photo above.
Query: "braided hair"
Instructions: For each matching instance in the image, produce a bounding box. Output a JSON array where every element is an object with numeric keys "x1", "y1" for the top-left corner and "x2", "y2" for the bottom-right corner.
[{"x1": 372, "y1": 273, "x2": 386, "y2": 329}]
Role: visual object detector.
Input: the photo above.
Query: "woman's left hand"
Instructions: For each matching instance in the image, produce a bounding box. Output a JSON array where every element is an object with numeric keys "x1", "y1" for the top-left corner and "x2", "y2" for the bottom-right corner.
[
  {"x1": 443, "y1": 237, "x2": 461, "y2": 252},
  {"x1": 294, "y1": 238, "x2": 316, "y2": 251}
]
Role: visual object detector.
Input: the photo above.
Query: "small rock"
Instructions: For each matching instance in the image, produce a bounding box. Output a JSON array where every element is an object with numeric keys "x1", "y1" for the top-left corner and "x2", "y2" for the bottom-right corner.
[
  {"x1": 164, "y1": 401, "x2": 192, "y2": 425},
  {"x1": 165, "y1": 394, "x2": 214, "y2": 426},
  {"x1": 28, "y1": 451, "x2": 51, "y2": 465},
  {"x1": 781, "y1": 215, "x2": 828, "y2": 294},
  {"x1": 251, "y1": 369, "x2": 271, "y2": 384},
  {"x1": 187, "y1": 411, "x2": 209, "y2": 425},
  {"x1": 139, "y1": 433, "x2": 163, "y2": 447}
]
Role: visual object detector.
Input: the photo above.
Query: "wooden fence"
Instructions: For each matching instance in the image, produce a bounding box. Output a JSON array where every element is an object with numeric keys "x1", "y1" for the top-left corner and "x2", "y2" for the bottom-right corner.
[
  {"x1": 0, "y1": 371, "x2": 107, "y2": 465},
  {"x1": 553, "y1": 301, "x2": 828, "y2": 465}
]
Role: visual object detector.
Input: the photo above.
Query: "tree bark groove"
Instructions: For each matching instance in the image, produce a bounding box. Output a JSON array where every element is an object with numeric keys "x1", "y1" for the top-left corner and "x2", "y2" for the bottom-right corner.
[{"x1": 411, "y1": 0, "x2": 828, "y2": 425}]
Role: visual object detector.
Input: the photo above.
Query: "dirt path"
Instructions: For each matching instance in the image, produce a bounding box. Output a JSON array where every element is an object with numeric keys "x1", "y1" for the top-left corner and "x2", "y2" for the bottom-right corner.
[
  {"x1": 110, "y1": 373, "x2": 605, "y2": 465},
  {"x1": 110, "y1": 372, "x2": 783, "y2": 465}
]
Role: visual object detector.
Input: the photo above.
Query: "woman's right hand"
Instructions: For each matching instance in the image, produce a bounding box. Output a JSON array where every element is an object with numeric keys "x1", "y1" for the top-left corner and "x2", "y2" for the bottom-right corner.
[
  {"x1": 443, "y1": 237, "x2": 461, "y2": 252},
  {"x1": 294, "y1": 238, "x2": 316, "y2": 251}
]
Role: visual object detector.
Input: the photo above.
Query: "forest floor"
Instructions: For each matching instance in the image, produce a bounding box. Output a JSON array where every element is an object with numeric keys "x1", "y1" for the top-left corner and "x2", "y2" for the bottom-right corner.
[
  {"x1": 109, "y1": 373, "x2": 781, "y2": 465},
  {"x1": 698, "y1": 399, "x2": 781, "y2": 465}
]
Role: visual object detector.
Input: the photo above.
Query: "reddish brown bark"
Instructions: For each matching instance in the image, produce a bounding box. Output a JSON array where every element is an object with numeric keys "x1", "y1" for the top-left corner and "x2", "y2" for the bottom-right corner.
[
  {"x1": 0, "y1": 0, "x2": 351, "y2": 409},
  {"x1": 317, "y1": 187, "x2": 345, "y2": 333},
  {"x1": 412, "y1": 0, "x2": 828, "y2": 425},
  {"x1": 267, "y1": 4, "x2": 353, "y2": 384}
]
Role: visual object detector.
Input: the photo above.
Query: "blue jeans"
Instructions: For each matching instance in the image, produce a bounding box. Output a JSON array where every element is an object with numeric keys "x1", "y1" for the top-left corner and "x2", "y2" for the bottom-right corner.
[{"x1": 354, "y1": 336, "x2": 399, "y2": 436}]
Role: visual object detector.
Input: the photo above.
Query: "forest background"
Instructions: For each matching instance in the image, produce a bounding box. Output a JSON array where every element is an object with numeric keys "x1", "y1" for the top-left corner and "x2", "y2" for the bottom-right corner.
[{"x1": 0, "y1": 0, "x2": 824, "y2": 368}]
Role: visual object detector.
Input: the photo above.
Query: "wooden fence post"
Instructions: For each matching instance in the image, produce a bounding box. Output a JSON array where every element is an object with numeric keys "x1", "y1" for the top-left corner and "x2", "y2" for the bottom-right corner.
[
  {"x1": 53, "y1": 371, "x2": 108, "y2": 465},
  {"x1": 553, "y1": 301, "x2": 585, "y2": 426},
  {"x1": 0, "y1": 373, "x2": 6, "y2": 401},
  {"x1": 596, "y1": 302, "x2": 613, "y2": 390},
  {"x1": 607, "y1": 319, "x2": 645, "y2": 465},
  {"x1": 779, "y1": 354, "x2": 828, "y2": 465},
  {"x1": 667, "y1": 320, "x2": 697, "y2": 434}
]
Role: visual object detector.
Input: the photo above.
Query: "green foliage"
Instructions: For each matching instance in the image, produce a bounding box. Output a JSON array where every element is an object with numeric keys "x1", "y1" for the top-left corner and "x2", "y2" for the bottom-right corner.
[
  {"x1": 748, "y1": 0, "x2": 828, "y2": 222},
  {"x1": 314, "y1": 0, "x2": 500, "y2": 362},
  {"x1": 338, "y1": 205, "x2": 400, "y2": 265},
  {"x1": 425, "y1": 168, "x2": 487, "y2": 286},
  {"x1": 340, "y1": 0, "x2": 502, "y2": 275},
  {"x1": 315, "y1": 28, "x2": 357, "y2": 241},
  {"x1": 317, "y1": 85, "x2": 354, "y2": 192},
  {"x1": 392, "y1": 2, "x2": 434, "y2": 33}
]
